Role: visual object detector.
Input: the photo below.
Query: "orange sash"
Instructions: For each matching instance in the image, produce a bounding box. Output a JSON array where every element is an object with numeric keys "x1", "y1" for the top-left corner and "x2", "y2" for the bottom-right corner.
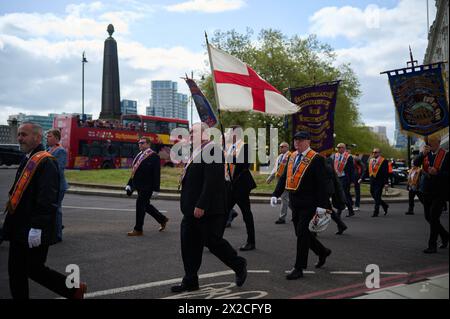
[
  {"x1": 369, "y1": 156, "x2": 385, "y2": 177},
  {"x1": 276, "y1": 151, "x2": 291, "y2": 177},
  {"x1": 285, "y1": 149, "x2": 318, "y2": 191},
  {"x1": 7, "y1": 151, "x2": 54, "y2": 214},
  {"x1": 334, "y1": 152, "x2": 349, "y2": 177},
  {"x1": 423, "y1": 148, "x2": 447, "y2": 173},
  {"x1": 407, "y1": 167, "x2": 422, "y2": 188},
  {"x1": 225, "y1": 141, "x2": 244, "y2": 180}
]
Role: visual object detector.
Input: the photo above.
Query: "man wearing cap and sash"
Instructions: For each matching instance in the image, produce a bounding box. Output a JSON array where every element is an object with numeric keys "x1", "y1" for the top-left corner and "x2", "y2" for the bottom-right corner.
[
  {"x1": 3, "y1": 122, "x2": 86, "y2": 299},
  {"x1": 271, "y1": 131, "x2": 332, "y2": 280},
  {"x1": 171, "y1": 122, "x2": 247, "y2": 293},
  {"x1": 359, "y1": 148, "x2": 389, "y2": 217},
  {"x1": 416, "y1": 135, "x2": 449, "y2": 253},
  {"x1": 126, "y1": 137, "x2": 168, "y2": 236}
]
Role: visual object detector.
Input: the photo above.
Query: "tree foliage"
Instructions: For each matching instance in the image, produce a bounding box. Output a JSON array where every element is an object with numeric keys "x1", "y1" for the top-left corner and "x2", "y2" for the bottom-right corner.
[{"x1": 200, "y1": 29, "x2": 405, "y2": 159}]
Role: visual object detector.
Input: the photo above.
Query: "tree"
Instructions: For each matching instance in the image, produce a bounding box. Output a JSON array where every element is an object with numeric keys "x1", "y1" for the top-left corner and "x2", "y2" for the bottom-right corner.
[{"x1": 200, "y1": 28, "x2": 404, "y2": 159}]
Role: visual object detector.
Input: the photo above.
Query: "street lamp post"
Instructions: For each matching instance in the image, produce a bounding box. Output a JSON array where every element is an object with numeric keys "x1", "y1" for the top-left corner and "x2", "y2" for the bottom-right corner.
[{"x1": 82, "y1": 51, "x2": 88, "y2": 122}]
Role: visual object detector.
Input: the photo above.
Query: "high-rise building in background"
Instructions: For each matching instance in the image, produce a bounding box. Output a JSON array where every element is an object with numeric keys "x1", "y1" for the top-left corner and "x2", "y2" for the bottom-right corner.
[
  {"x1": 121, "y1": 99, "x2": 137, "y2": 115},
  {"x1": 370, "y1": 126, "x2": 389, "y2": 144},
  {"x1": 394, "y1": 117, "x2": 408, "y2": 149},
  {"x1": 0, "y1": 125, "x2": 12, "y2": 143},
  {"x1": 424, "y1": 0, "x2": 449, "y2": 149},
  {"x1": 146, "y1": 81, "x2": 188, "y2": 120}
]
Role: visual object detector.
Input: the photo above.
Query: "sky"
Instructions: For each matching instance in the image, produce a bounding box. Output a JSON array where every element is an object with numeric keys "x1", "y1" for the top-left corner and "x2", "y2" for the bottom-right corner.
[{"x1": 0, "y1": 0, "x2": 437, "y2": 143}]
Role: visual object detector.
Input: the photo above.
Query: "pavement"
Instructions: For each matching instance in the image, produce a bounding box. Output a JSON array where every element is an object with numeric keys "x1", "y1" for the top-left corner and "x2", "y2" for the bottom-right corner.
[
  {"x1": 66, "y1": 181, "x2": 409, "y2": 204},
  {"x1": 0, "y1": 169, "x2": 448, "y2": 300}
]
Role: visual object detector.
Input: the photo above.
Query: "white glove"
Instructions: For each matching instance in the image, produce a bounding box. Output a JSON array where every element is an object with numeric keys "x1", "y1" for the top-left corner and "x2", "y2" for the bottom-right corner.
[
  {"x1": 152, "y1": 192, "x2": 159, "y2": 198},
  {"x1": 316, "y1": 207, "x2": 327, "y2": 216},
  {"x1": 28, "y1": 228, "x2": 42, "y2": 248},
  {"x1": 270, "y1": 197, "x2": 278, "y2": 207},
  {"x1": 125, "y1": 185, "x2": 132, "y2": 192}
]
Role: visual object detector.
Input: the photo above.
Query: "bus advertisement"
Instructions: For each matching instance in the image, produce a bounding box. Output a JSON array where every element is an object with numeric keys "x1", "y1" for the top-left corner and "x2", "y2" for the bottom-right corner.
[{"x1": 53, "y1": 114, "x2": 189, "y2": 169}]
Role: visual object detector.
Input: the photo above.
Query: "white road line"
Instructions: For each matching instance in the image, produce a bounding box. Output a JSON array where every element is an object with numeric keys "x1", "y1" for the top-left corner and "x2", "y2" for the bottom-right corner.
[
  {"x1": 330, "y1": 271, "x2": 363, "y2": 275},
  {"x1": 284, "y1": 270, "x2": 316, "y2": 274},
  {"x1": 63, "y1": 205, "x2": 168, "y2": 213},
  {"x1": 84, "y1": 270, "x2": 270, "y2": 298}
]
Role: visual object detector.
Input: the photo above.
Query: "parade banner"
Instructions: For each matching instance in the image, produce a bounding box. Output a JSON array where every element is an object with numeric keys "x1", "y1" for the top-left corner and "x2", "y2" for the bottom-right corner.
[
  {"x1": 290, "y1": 81, "x2": 339, "y2": 155},
  {"x1": 387, "y1": 63, "x2": 449, "y2": 137},
  {"x1": 185, "y1": 78, "x2": 218, "y2": 128}
]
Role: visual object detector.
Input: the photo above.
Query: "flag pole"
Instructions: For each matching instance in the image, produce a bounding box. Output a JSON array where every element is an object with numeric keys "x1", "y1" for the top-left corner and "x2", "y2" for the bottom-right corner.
[{"x1": 205, "y1": 32, "x2": 233, "y2": 183}]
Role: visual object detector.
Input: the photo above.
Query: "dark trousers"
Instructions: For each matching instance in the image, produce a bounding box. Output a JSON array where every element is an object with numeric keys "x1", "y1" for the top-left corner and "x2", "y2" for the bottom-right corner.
[
  {"x1": 180, "y1": 215, "x2": 246, "y2": 286},
  {"x1": 337, "y1": 177, "x2": 353, "y2": 214},
  {"x1": 422, "y1": 195, "x2": 449, "y2": 249},
  {"x1": 8, "y1": 241, "x2": 76, "y2": 299},
  {"x1": 370, "y1": 183, "x2": 388, "y2": 215},
  {"x1": 134, "y1": 190, "x2": 167, "y2": 231},
  {"x1": 331, "y1": 210, "x2": 347, "y2": 231},
  {"x1": 408, "y1": 190, "x2": 422, "y2": 212},
  {"x1": 292, "y1": 207, "x2": 328, "y2": 269},
  {"x1": 226, "y1": 191, "x2": 255, "y2": 245},
  {"x1": 354, "y1": 180, "x2": 361, "y2": 207}
]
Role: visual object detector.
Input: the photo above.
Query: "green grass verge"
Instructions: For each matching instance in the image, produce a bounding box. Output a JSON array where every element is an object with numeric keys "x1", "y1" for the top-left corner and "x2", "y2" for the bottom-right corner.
[{"x1": 65, "y1": 167, "x2": 371, "y2": 195}]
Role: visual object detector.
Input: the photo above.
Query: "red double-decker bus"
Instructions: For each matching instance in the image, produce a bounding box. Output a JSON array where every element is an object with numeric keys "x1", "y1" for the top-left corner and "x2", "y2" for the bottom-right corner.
[{"x1": 53, "y1": 114, "x2": 189, "y2": 169}]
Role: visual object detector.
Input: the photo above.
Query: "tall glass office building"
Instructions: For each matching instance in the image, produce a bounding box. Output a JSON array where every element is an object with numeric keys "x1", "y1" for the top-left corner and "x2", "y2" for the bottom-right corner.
[
  {"x1": 121, "y1": 99, "x2": 137, "y2": 115},
  {"x1": 146, "y1": 81, "x2": 188, "y2": 120}
]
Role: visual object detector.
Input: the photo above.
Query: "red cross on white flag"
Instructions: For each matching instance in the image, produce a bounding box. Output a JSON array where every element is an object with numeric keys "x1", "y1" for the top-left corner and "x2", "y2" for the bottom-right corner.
[{"x1": 207, "y1": 43, "x2": 299, "y2": 115}]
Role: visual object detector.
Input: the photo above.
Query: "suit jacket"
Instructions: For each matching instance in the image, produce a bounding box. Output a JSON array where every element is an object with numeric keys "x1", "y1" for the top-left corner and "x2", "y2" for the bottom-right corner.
[
  {"x1": 229, "y1": 143, "x2": 257, "y2": 194},
  {"x1": 325, "y1": 157, "x2": 346, "y2": 210},
  {"x1": 363, "y1": 158, "x2": 389, "y2": 187},
  {"x1": 273, "y1": 152, "x2": 330, "y2": 211},
  {"x1": 417, "y1": 150, "x2": 449, "y2": 200},
  {"x1": 49, "y1": 146, "x2": 68, "y2": 192},
  {"x1": 180, "y1": 143, "x2": 227, "y2": 217},
  {"x1": 127, "y1": 151, "x2": 161, "y2": 192},
  {"x1": 331, "y1": 153, "x2": 354, "y2": 184},
  {"x1": 3, "y1": 144, "x2": 59, "y2": 246}
]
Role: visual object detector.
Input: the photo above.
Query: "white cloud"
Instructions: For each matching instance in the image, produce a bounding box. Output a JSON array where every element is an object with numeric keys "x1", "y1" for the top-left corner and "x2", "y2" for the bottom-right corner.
[
  {"x1": 0, "y1": 2, "x2": 206, "y2": 126},
  {"x1": 166, "y1": 0, "x2": 246, "y2": 13},
  {"x1": 309, "y1": 0, "x2": 436, "y2": 143}
]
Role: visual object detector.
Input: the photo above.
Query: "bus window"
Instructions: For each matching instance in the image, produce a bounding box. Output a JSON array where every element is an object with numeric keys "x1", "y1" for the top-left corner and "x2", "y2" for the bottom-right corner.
[
  {"x1": 120, "y1": 142, "x2": 139, "y2": 158},
  {"x1": 79, "y1": 140, "x2": 89, "y2": 157},
  {"x1": 143, "y1": 120, "x2": 157, "y2": 133},
  {"x1": 177, "y1": 122, "x2": 189, "y2": 130},
  {"x1": 89, "y1": 141, "x2": 103, "y2": 157},
  {"x1": 156, "y1": 121, "x2": 170, "y2": 134}
]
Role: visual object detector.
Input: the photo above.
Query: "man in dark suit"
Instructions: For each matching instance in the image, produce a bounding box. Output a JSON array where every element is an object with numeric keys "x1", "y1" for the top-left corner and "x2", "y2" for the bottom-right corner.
[
  {"x1": 416, "y1": 136, "x2": 449, "y2": 253},
  {"x1": 126, "y1": 137, "x2": 168, "y2": 236},
  {"x1": 171, "y1": 122, "x2": 247, "y2": 293},
  {"x1": 331, "y1": 143, "x2": 355, "y2": 217},
  {"x1": 3, "y1": 122, "x2": 86, "y2": 299},
  {"x1": 224, "y1": 125, "x2": 257, "y2": 251},
  {"x1": 359, "y1": 148, "x2": 389, "y2": 217},
  {"x1": 271, "y1": 131, "x2": 332, "y2": 280}
]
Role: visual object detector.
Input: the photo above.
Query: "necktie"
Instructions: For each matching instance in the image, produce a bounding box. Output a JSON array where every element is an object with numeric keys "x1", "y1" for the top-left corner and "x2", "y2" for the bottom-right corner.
[{"x1": 293, "y1": 153, "x2": 302, "y2": 173}]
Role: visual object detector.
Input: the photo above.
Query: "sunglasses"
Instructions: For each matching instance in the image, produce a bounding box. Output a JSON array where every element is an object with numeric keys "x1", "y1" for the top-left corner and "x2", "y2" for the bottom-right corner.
[{"x1": 138, "y1": 141, "x2": 146, "y2": 145}]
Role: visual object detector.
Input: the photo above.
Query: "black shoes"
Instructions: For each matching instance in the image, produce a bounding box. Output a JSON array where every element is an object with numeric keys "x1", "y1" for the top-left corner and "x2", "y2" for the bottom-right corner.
[
  {"x1": 336, "y1": 225, "x2": 348, "y2": 235},
  {"x1": 371, "y1": 212, "x2": 379, "y2": 217},
  {"x1": 383, "y1": 205, "x2": 389, "y2": 216},
  {"x1": 171, "y1": 283, "x2": 200, "y2": 293},
  {"x1": 423, "y1": 247, "x2": 437, "y2": 254},
  {"x1": 235, "y1": 259, "x2": 247, "y2": 287},
  {"x1": 346, "y1": 211, "x2": 355, "y2": 217},
  {"x1": 286, "y1": 268, "x2": 303, "y2": 280},
  {"x1": 315, "y1": 249, "x2": 332, "y2": 268},
  {"x1": 239, "y1": 243, "x2": 255, "y2": 251},
  {"x1": 275, "y1": 219, "x2": 286, "y2": 224},
  {"x1": 440, "y1": 239, "x2": 448, "y2": 249},
  {"x1": 405, "y1": 211, "x2": 414, "y2": 215}
]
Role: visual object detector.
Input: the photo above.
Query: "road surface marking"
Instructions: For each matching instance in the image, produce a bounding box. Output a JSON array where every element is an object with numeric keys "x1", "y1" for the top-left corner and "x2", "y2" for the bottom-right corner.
[
  {"x1": 63, "y1": 205, "x2": 167, "y2": 213},
  {"x1": 83, "y1": 270, "x2": 270, "y2": 298}
]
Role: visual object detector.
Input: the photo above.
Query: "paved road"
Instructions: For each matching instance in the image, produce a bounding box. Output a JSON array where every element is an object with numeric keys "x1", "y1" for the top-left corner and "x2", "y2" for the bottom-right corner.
[{"x1": 0, "y1": 169, "x2": 448, "y2": 299}]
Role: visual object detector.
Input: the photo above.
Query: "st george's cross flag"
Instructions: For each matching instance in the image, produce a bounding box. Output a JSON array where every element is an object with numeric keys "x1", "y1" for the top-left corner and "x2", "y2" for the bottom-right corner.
[{"x1": 207, "y1": 43, "x2": 299, "y2": 115}]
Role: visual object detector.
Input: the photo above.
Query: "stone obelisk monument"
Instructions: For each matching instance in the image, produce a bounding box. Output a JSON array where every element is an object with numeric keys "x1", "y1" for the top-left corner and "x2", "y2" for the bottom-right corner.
[{"x1": 99, "y1": 24, "x2": 121, "y2": 120}]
